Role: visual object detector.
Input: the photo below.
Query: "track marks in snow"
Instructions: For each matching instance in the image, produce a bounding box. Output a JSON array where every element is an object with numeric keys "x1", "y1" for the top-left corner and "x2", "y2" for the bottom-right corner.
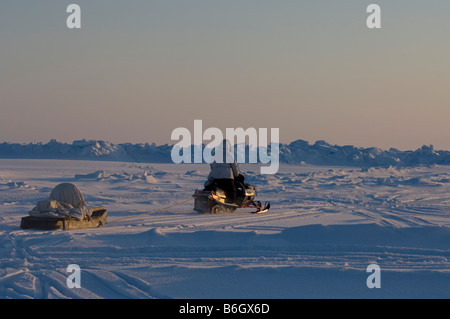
[{"x1": 1, "y1": 161, "x2": 450, "y2": 298}]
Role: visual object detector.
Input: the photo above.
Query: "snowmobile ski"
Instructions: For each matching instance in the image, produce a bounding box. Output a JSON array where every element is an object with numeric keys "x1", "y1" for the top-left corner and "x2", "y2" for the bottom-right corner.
[{"x1": 252, "y1": 201, "x2": 270, "y2": 214}]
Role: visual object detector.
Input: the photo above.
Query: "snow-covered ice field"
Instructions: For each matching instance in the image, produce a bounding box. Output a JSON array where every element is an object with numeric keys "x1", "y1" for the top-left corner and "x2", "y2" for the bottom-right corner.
[{"x1": 0, "y1": 159, "x2": 449, "y2": 299}]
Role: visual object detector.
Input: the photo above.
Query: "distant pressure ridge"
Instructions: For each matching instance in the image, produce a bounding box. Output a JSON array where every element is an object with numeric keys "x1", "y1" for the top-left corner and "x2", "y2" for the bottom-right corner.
[{"x1": 1, "y1": 139, "x2": 450, "y2": 167}]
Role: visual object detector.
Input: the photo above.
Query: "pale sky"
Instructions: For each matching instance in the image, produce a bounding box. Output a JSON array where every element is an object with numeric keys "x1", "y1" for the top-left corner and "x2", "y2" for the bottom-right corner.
[{"x1": 1, "y1": 1, "x2": 450, "y2": 150}]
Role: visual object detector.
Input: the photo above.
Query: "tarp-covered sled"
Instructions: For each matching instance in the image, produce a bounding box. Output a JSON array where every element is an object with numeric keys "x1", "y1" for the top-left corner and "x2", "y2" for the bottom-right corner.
[{"x1": 20, "y1": 183, "x2": 107, "y2": 230}]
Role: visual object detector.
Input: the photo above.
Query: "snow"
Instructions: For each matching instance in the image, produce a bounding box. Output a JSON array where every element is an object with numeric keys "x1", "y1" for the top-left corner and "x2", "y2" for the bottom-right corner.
[{"x1": 0, "y1": 159, "x2": 449, "y2": 299}]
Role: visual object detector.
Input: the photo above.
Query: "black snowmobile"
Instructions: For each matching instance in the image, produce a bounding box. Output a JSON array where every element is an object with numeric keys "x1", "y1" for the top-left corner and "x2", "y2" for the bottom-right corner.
[{"x1": 193, "y1": 178, "x2": 270, "y2": 214}]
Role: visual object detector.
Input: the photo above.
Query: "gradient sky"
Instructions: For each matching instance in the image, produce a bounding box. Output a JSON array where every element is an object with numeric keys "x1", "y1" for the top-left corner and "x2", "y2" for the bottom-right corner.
[{"x1": 1, "y1": 1, "x2": 449, "y2": 150}]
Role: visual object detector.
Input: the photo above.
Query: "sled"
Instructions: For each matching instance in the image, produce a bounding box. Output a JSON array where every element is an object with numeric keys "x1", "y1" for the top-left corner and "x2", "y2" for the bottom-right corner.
[{"x1": 20, "y1": 207, "x2": 108, "y2": 231}]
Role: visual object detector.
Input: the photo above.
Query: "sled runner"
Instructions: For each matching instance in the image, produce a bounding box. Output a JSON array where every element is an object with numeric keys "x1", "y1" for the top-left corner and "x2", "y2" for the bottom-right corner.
[{"x1": 20, "y1": 206, "x2": 108, "y2": 231}]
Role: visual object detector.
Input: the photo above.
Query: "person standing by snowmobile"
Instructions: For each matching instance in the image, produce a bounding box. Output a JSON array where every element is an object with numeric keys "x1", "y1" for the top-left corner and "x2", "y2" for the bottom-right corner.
[{"x1": 205, "y1": 139, "x2": 242, "y2": 203}]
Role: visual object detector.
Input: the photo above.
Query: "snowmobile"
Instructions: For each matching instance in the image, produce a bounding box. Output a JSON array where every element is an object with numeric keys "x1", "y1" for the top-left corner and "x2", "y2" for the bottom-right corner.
[{"x1": 193, "y1": 179, "x2": 270, "y2": 214}]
